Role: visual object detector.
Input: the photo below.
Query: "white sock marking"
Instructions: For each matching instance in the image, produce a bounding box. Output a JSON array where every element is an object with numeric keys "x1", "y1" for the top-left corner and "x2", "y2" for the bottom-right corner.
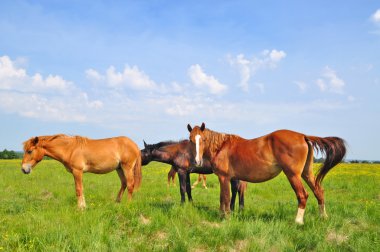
[{"x1": 295, "y1": 208, "x2": 305, "y2": 224}]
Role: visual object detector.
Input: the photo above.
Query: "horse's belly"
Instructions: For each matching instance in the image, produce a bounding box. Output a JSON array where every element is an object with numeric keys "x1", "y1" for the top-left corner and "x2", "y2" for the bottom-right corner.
[
  {"x1": 85, "y1": 166, "x2": 116, "y2": 174},
  {"x1": 83, "y1": 160, "x2": 119, "y2": 174},
  {"x1": 237, "y1": 164, "x2": 282, "y2": 183}
]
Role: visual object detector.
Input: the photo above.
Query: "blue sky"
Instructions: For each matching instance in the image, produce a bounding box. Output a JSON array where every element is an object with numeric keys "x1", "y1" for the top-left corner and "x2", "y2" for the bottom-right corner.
[{"x1": 0, "y1": 1, "x2": 379, "y2": 160}]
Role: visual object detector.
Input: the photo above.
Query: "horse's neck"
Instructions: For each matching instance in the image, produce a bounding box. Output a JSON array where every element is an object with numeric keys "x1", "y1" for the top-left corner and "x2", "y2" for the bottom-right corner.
[
  {"x1": 42, "y1": 137, "x2": 74, "y2": 163},
  {"x1": 152, "y1": 149, "x2": 175, "y2": 164},
  {"x1": 206, "y1": 130, "x2": 237, "y2": 158}
]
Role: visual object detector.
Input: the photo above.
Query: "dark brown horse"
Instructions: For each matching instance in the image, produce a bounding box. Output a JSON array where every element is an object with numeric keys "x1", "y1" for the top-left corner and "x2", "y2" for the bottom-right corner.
[
  {"x1": 187, "y1": 123, "x2": 346, "y2": 224},
  {"x1": 141, "y1": 140, "x2": 246, "y2": 210},
  {"x1": 22, "y1": 134, "x2": 142, "y2": 209}
]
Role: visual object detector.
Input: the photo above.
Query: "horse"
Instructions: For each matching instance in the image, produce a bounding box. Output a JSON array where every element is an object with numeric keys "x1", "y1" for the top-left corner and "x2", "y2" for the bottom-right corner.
[
  {"x1": 22, "y1": 134, "x2": 142, "y2": 209},
  {"x1": 187, "y1": 123, "x2": 346, "y2": 224},
  {"x1": 192, "y1": 174, "x2": 208, "y2": 189},
  {"x1": 141, "y1": 140, "x2": 247, "y2": 210}
]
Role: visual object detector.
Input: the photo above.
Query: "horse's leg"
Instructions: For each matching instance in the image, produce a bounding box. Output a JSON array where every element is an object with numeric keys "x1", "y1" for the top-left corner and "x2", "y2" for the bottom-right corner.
[
  {"x1": 192, "y1": 174, "x2": 201, "y2": 189},
  {"x1": 230, "y1": 178, "x2": 238, "y2": 211},
  {"x1": 302, "y1": 141, "x2": 328, "y2": 218},
  {"x1": 171, "y1": 170, "x2": 176, "y2": 186},
  {"x1": 168, "y1": 166, "x2": 175, "y2": 187},
  {"x1": 116, "y1": 168, "x2": 127, "y2": 202},
  {"x1": 202, "y1": 175, "x2": 207, "y2": 189},
  {"x1": 167, "y1": 170, "x2": 171, "y2": 187},
  {"x1": 218, "y1": 175, "x2": 231, "y2": 215},
  {"x1": 121, "y1": 161, "x2": 135, "y2": 202},
  {"x1": 186, "y1": 172, "x2": 193, "y2": 202},
  {"x1": 283, "y1": 172, "x2": 309, "y2": 225},
  {"x1": 238, "y1": 181, "x2": 246, "y2": 211},
  {"x1": 72, "y1": 169, "x2": 86, "y2": 209},
  {"x1": 177, "y1": 169, "x2": 187, "y2": 203},
  {"x1": 302, "y1": 169, "x2": 327, "y2": 218}
]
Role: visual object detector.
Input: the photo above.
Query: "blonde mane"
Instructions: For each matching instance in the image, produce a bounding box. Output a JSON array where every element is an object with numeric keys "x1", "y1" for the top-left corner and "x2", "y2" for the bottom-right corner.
[
  {"x1": 203, "y1": 129, "x2": 239, "y2": 156},
  {"x1": 23, "y1": 134, "x2": 89, "y2": 151}
]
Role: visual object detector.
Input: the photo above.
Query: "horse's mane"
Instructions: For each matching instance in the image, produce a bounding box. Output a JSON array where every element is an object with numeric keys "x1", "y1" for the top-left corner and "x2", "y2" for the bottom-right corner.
[
  {"x1": 23, "y1": 134, "x2": 89, "y2": 151},
  {"x1": 148, "y1": 139, "x2": 187, "y2": 149},
  {"x1": 203, "y1": 129, "x2": 240, "y2": 155}
]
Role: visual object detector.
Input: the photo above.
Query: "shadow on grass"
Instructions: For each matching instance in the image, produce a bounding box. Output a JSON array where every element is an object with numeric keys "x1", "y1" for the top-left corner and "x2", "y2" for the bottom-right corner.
[{"x1": 148, "y1": 201, "x2": 176, "y2": 212}]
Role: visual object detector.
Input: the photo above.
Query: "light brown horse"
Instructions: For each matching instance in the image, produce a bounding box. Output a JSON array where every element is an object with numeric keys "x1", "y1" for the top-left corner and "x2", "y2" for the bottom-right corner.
[
  {"x1": 187, "y1": 123, "x2": 346, "y2": 224},
  {"x1": 22, "y1": 134, "x2": 142, "y2": 209}
]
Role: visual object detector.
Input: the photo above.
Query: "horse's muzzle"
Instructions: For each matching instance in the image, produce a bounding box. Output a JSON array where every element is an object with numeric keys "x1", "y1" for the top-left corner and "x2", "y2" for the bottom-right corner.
[
  {"x1": 195, "y1": 159, "x2": 203, "y2": 167},
  {"x1": 21, "y1": 164, "x2": 32, "y2": 174},
  {"x1": 21, "y1": 168, "x2": 31, "y2": 174}
]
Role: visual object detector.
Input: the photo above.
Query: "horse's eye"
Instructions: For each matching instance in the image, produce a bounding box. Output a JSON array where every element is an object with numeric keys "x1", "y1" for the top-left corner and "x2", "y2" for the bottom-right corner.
[{"x1": 27, "y1": 150, "x2": 32, "y2": 154}]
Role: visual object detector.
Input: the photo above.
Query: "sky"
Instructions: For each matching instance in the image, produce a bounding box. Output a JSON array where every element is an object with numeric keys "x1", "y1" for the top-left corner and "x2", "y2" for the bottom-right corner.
[{"x1": 0, "y1": 1, "x2": 379, "y2": 160}]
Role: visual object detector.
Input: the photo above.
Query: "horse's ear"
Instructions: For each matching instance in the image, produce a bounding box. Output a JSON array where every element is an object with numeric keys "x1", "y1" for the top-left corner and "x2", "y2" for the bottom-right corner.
[
  {"x1": 200, "y1": 122, "x2": 205, "y2": 131},
  {"x1": 143, "y1": 140, "x2": 147, "y2": 148},
  {"x1": 32, "y1": 137, "x2": 39, "y2": 145},
  {"x1": 187, "y1": 124, "x2": 192, "y2": 132}
]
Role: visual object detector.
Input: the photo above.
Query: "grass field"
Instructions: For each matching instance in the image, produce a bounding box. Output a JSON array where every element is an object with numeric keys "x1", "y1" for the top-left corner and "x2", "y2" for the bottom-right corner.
[{"x1": 0, "y1": 160, "x2": 379, "y2": 251}]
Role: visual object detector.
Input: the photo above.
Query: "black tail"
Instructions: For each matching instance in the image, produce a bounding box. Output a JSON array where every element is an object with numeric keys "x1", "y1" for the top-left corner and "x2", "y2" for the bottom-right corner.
[{"x1": 306, "y1": 136, "x2": 346, "y2": 189}]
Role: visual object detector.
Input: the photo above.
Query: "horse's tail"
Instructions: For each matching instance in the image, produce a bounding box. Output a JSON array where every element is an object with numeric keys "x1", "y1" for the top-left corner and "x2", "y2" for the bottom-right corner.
[
  {"x1": 305, "y1": 135, "x2": 346, "y2": 189},
  {"x1": 133, "y1": 152, "x2": 142, "y2": 190}
]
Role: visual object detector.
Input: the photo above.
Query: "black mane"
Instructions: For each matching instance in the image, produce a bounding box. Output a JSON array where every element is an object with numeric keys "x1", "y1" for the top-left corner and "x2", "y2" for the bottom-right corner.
[{"x1": 147, "y1": 139, "x2": 187, "y2": 149}]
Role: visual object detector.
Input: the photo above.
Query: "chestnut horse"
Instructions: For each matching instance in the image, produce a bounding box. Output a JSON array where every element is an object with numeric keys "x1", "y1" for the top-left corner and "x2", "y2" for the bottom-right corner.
[
  {"x1": 141, "y1": 140, "x2": 246, "y2": 210},
  {"x1": 22, "y1": 134, "x2": 142, "y2": 209},
  {"x1": 187, "y1": 123, "x2": 346, "y2": 224}
]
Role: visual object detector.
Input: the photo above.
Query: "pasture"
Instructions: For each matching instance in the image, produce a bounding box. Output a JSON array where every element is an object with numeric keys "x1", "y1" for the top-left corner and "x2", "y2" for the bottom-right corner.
[{"x1": 0, "y1": 160, "x2": 379, "y2": 251}]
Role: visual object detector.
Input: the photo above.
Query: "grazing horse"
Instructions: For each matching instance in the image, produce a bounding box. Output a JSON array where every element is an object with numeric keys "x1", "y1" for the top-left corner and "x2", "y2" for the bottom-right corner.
[
  {"x1": 22, "y1": 134, "x2": 142, "y2": 209},
  {"x1": 141, "y1": 140, "x2": 247, "y2": 210},
  {"x1": 187, "y1": 123, "x2": 346, "y2": 224}
]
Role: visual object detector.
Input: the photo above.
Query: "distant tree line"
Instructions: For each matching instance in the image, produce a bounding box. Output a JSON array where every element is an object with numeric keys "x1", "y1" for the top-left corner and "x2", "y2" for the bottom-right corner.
[
  {"x1": 0, "y1": 149, "x2": 23, "y2": 159},
  {"x1": 314, "y1": 157, "x2": 380, "y2": 164},
  {"x1": 0, "y1": 149, "x2": 378, "y2": 163},
  {"x1": 349, "y1": 160, "x2": 380, "y2": 164}
]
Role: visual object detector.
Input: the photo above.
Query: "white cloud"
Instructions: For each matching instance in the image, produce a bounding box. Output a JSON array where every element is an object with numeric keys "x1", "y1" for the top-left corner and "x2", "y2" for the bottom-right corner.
[
  {"x1": 323, "y1": 67, "x2": 345, "y2": 92},
  {"x1": 228, "y1": 49, "x2": 286, "y2": 92},
  {"x1": 0, "y1": 55, "x2": 73, "y2": 93},
  {"x1": 265, "y1": 49, "x2": 287, "y2": 62},
  {"x1": 85, "y1": 68, "x2": 104, "y2": 82},
  {"x1": 371, "y1": 9, "x2": 380, "y2": 24},
  {"x1": 294, "y1": 81, "x2": 307, "y2": 92},
  {"x1": 188, "y1": 64, "x2": 227, "y2": 95},
  {"x1": 86, "y1": 65, "x2": 158, "y2": 90},
  {"x1": 0, "y1": 56, "x2": 26, "y2": 81},
  {"x1": 316, "y1": 78, "x2": 327, "y2": 92},
  {"x1": 0, "y1": 55, "x2": 102, "y2": 122},
  {"x1": 0, "y1": 55, "x2": 353, "y2": 131},
  {"x1": 315, "y1": 67, "x2": 345, "y2": 94}
]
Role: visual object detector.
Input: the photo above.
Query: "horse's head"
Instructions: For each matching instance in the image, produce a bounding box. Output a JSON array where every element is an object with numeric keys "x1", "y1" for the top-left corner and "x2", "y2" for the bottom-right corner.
[
  {"x1": 141, "y1": 140, "x2": 154, "y2": 165},
  {"x1": 21, "y1": 136, "x2": 45, "y2": 174},
  {"x1": 187, "y1": 122, "x2": 206, "y2": 167}
]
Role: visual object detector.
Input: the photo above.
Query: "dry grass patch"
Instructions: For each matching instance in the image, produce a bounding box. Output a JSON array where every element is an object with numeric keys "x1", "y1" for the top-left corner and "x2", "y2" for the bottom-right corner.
[
  {"x1": 230, "y1": 239, "x2": 249, "y2": 252},
  {"x1": 326, "y1": 231, "x2": 348, "y2": 245},
  {"x1": 139, "y1": 214, "x2": 151, "y2": 225},
  {"x1": 201, "y1": 220, "x2": 221, "y2": 228}
]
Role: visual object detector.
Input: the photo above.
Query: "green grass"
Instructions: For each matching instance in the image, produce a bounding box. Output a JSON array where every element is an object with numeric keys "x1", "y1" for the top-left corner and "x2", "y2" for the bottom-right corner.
[{"x1": 0, "y1": 160, "x2": 379, "y2": 251}]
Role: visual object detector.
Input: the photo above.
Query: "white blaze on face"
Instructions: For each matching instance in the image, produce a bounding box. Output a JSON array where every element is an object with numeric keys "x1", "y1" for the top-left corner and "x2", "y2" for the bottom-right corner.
[{"x1": 195, "y1": 134, "x2": 201, "y2": 165}]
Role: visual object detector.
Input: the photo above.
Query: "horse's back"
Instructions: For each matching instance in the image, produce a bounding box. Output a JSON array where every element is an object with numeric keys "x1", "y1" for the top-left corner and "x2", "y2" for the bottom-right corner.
[
  {"x1": 85, "y1": 136, "x2": 140, "y2": 162},
  {"x1": 88, "y1": 136, "x2": 139, "y2": 152}
]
